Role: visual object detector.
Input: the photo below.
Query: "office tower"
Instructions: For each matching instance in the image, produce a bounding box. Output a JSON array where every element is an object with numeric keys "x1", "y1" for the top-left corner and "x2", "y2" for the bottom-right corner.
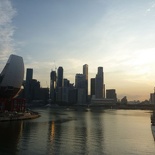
[
  {"x1": 75, "y1": 74, "x2": 87, "y2": 104},
  {"x1": 75, "y1": 74, "x2": 86, "y2": 88},
  {"x1": 26, "y1": 68, "x2": 33, "y2": 82},
  {"x1": 83, "y1": 64, "x2": 88, "y2": 100},
  {"x1": 106, "y1": 89, "x2": 117, "y2": 102},
  {"x1": 56, "y1": 67, "x2": 63, "y2": 103},
  {"x1": 25, "y1": 68, "x2": 33, "y2": 102},
  {"x1": 64, "y1": 79, "x2": 70, "y2": 87},
  {"x1": 50, "y1": 70, "x2": 56, "y2": 102},
  {"x1": 90, "y1": 78, "x2": 95, "y2": 97},
  {"x1": 57, "y1": 67, "x2": 63, "y2": 88},
  {"x1": 95, "y1": 67, "x2": 105, "y2": 98},
  {"x1": 83, "y1": 64, "x2": 88, "y2": 80}
]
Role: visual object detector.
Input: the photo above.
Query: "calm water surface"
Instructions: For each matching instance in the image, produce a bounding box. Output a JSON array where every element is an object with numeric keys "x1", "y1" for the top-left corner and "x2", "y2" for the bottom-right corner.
[{"x1": 0, "y1": 108, "x2": 155, "y2": 155}]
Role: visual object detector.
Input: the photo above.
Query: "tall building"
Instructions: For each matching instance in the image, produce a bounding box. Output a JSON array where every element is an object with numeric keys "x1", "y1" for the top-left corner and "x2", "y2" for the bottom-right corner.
[
  {"x1": 50, "y1": 70, "x2": 56, "y2": 102},
  {"x1": 90, "y1": 78, "x2": 95, "y2": 97},
  {"x1": 75, "y1": 74, "x2": 86, "y2": 88},
  {"x1": 26, "y1": 68, "x2": 33, "y2": 82},
  {"x1": 57, "y1": 67, "x2": 63, "y2": 88},
  {"x1": 95, "y1": 67, "x2": 105, "y2": 98},
  {"x1": 83, "y1": 64, "x2": 88, "y2": 100},
  {"x1": 25, "y1": 68, "x2": 33, "y2": 102},
  {"x1": 75, "y1": 74, "x2": 87, "y2": 104},
  {"x1": 83, "y1": 64, "x2": 88, "y2": 80}
]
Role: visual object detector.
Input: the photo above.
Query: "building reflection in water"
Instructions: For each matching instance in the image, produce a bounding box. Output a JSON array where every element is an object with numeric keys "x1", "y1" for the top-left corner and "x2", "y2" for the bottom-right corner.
[
  {"x1": 0, "y1": 121, "x2": 23, "y2": 154},
  {"x1": 47, "y1": 110, "x2": 105, "y2": 154}
]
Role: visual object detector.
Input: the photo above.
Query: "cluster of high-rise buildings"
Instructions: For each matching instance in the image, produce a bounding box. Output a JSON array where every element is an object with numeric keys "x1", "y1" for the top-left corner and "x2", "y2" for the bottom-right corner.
[
  {"x1": 21, "y1": 64, "x2": 117, "y2": 105},
  {"x1": 49, "y1": 64, "x2": 117, "y2": 105}
]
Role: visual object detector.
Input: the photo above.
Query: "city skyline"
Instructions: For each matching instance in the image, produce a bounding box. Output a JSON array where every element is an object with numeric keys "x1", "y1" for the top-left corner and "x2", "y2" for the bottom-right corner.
[{"x1": 0, "y1": 0, "x2": 155, "y2": 101}]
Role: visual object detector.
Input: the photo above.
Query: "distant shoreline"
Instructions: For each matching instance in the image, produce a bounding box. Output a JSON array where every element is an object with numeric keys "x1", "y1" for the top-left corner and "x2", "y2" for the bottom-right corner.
[{"x1": 29, "y1": 103, "x2": 155, "y2": 111}]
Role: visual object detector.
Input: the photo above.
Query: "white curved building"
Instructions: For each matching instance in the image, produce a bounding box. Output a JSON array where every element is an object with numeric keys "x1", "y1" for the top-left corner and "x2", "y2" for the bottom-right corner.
[{"x1": 0, "y1": 54, "x2": 24, "y2": 99}]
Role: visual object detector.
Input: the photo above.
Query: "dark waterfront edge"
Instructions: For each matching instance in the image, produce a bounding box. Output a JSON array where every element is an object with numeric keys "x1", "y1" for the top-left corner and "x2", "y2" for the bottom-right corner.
[{"x1": 0, "y1": 110, "x2": 40, "y2": 122}]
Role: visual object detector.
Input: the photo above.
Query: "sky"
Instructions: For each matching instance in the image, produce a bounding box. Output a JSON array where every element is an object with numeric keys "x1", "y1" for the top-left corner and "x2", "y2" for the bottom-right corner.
[{"x1": 0, "y1": 0, "x2": 155, "y2": 101}]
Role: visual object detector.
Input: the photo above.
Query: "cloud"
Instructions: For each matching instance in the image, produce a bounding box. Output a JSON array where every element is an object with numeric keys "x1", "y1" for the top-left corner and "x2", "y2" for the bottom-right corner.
[{"x1": 0, "y1": 0, "x2": 16, "y2": 69}]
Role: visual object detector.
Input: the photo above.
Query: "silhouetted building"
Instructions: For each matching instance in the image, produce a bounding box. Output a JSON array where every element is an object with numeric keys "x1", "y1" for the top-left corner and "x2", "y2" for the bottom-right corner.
[
  {"x1": 83, "y1": 64, "x2": 88, "y2": 100},
  {"x1": 64, "y1": 79, "x2": 70, "y2": 87},
  {"x1": 121, "y1": 96, "x2": 128, "y2": 104},
  {"x1": 56, "y1": 87, "x2": 63, "y2": 103},
  {"x1": 68, "y1": 88, "x2": 77, "y2": 105},
  {"x1": 30, "y1": 79, "x2": 40, "y2": 101},
  {"x1": 106, "y1": 89, "x2": 117, "y2": 102},
  {"x1": 62, "y1": 79, "x2": 70, "y2": 104},
  {"x1": 90, "y1": 78, "x2": 95, "y2": 97},
  {"x1": 95, "y1": 67, "x2": 105, "y2": 98},
  {"x1": 50, "y1": 70, "x2": 56, "y2": 102},
  {"x1": 57, "y1": 67, "x2": 63, "y2": 88},
  {"x1": 75, "y1": 74, "x2": 87, "y2": 104},
  {"x1": 40, "y1": 88, "x2": 49, "y2": 103},
  {"x1": 25, "y1": 68, "x2": 33, "y2": 102}
]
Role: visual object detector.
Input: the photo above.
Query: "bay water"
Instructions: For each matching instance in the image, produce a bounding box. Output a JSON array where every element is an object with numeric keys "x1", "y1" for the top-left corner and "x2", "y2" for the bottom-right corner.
[{"x1": 0, "y1": 108, "x2": 155, "y2": 155}]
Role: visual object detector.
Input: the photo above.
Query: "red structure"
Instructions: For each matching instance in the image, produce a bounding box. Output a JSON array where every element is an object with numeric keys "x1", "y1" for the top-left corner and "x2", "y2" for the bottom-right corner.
[{"x1": 0, "y1": 98, "x2": 26, "y2": 112}]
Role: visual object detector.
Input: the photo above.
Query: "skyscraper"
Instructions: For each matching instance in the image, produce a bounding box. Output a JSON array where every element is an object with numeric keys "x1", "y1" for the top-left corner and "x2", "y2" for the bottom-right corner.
[
  {"x1": 75, "y1": 74, "x2": 87, "y2": 104},
  {"x1": 57, "y1": 67, "x2": 63, "y2": 88},
  {"x1": 95, "y1": 67, "x2": 105, "y2": 98},
  {"x1": 50, "y1": 70, "x2": 56, "y2": 102},
  {"x1": 25, "y1": 68, "x2": 33, "y2": 102},
  {"x1": 83, "y1": 64, "x2": 88, "y2": 80},
  {"x1": 56, "y1": 67, "x2": 63, "y2": 103},
  {"x1": 26, "y1": 68, "x2": 33, "y2": 82},
  {"x1": 83, "y1": 64, "x2": 88, "y2": 100},
  {"x1": 90, "y1": 78, "x2": 95, "y2": 97}
]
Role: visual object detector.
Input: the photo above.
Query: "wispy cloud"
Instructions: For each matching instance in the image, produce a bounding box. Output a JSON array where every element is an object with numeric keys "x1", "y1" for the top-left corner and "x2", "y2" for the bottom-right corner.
[{"x1": 0, "y1": 0, "x2": 16, "y2": 69}]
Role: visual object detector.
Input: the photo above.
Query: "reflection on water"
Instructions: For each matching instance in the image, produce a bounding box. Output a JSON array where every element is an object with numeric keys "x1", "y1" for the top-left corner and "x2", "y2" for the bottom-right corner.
[
  {"x1": 0, "y1": 109, "x2": 155, "y2": 155},
  {"x1": 0, "y1": 121, "x2": 23, "y2": 155}
]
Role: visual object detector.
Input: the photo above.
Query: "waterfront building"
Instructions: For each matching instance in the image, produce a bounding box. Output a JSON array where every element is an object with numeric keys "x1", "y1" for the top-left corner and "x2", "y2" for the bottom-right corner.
[
  {"x1": 0, "y1": 54, "x2": 24, "y2": 99},
  {"x1": 75, "y1": 74, "x2": 87, "y2": 104},
  {"x1": 25, "y1": 68, "x2": 33, "y2": 102},
  {"x1": 91, "y1": 98, "x2": 116, "y2": 105},
  {"x1": 77, "y1": 88, "x2": 86, "y2": 104},
  {"x1": 121, "y1": 96, "x2": 128, "y2": 104},
  {"x1": 83, "y1": 64, "x2": 88, "y2": 100},
  {"x1": 62, "y1": 79, "x2": 70, "y2": 104},
  {"x1": 64, "y1": 78, "x2": 70, "y2": 87},
  {"x1": 30, "y1": 79, "x2": 40, "y2": 100},
  {"x1": 50, "y1": 70, "x2": 56, "y2": 102},
  {"x1": 57, "y1": 67, "x2": 63, "y2": 88},
  {"x1": 68, "y1": 88, "x2": 77, "y2": 105},
  {"x1": 83, "y1": 64, "x2": 88, "y2": 80},
  {"x1": 90, "y1": 78, "x2": 95, "y2": 97},
  {"x1": 56, "y1": 87, "x2": 63, "y2": 103},
  {"x1": 106, "y1": 89, "x2": 117, "y2": 102},
  {"x1": 95, "y1": 67, "x2": 105, "y2": 98},
  {"x1": 40, "y1": 88, "x2": 49, "y2": 103}
]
